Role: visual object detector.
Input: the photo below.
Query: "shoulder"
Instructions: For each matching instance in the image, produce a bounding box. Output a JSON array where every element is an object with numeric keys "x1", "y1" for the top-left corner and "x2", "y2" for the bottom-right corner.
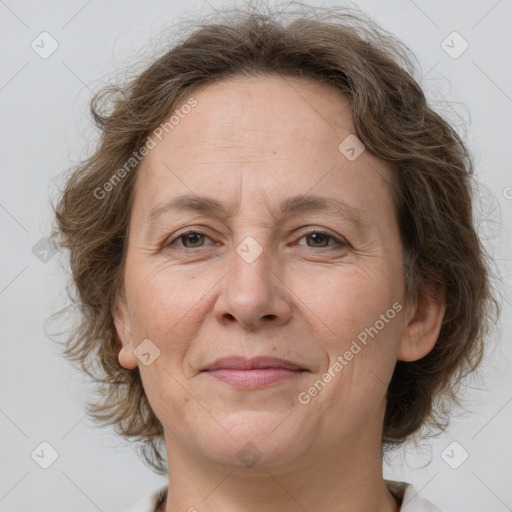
[
  {"x1": 386, "y1": 480, "x2": 442, "y2": 512},
  {"x1": 122, "y1": 485, "x2": 168, "y2": 512}
]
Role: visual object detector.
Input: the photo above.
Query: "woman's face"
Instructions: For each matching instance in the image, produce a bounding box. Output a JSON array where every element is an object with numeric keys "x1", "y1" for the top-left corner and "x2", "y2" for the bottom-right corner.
[{"x1": 114, "y1": 74, "x2": 435, "y2": 469}]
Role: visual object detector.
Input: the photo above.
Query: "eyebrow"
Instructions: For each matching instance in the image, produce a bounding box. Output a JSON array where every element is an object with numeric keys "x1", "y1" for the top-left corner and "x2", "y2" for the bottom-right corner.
[{"x1": 146, "y1": 193, "x2": 369, "y2": 227}]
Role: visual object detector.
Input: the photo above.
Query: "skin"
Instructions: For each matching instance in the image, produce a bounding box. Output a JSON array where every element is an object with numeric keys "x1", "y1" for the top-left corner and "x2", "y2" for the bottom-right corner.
[{"x1": 114, "y1": 74, "x2": 446, "y2": 512}]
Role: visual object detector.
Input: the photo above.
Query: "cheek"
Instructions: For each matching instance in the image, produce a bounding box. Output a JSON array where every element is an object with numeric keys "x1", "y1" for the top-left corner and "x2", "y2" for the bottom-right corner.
[
  {"x1": 296, "y1": 262, "x2": 401, "y2": 344},
  {"x1": 296, "y1": 262, "x2": 403, "y2": 399},
  {"x1": 124, "y1": 260, "x2": 217, "y2": 361},
  {"x1": 124, "y1": 264, "x2": 209, "y2": 427}
]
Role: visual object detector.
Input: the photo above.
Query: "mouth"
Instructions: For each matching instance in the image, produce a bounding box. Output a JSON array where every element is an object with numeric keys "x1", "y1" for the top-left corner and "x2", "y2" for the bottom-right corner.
[{"x1": 202, "y1": 356, "x2": 308, "y2": 390}]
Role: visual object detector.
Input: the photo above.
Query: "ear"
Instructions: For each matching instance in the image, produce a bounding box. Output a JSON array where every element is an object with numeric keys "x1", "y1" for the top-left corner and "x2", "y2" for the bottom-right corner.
[
  {"x1": 397, "y1": 284, "x2": 446, "y2": 362},
  {"x1": 113, "y1": 292, "x2": 138, "y2": 370}
]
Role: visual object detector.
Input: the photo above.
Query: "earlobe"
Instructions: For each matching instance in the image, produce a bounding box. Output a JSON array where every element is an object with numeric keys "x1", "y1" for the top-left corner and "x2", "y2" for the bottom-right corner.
[
  {"x1": 397, "y1": 284, "x2": 446, "y2": 362},
  {"x1": 113, "y1": 294, "x2": 139, "y2": 370}
]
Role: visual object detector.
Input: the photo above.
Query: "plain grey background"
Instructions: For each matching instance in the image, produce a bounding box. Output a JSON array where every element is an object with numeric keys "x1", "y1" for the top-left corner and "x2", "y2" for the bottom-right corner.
[{"x1": 1, "y1": 0, "x2": 511, "y2": 511}]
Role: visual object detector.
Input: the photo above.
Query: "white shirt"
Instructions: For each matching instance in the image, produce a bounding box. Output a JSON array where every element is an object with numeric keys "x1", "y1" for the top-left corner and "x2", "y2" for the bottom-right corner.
[{"x1": 123, "y1": 481, "x2": 442, "y2": 511}]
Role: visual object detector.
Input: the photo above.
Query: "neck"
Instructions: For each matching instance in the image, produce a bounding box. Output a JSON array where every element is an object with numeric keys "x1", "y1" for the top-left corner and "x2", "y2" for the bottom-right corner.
[{"x1": 161, "y1": 423, "x2": 399, "y2": 512}]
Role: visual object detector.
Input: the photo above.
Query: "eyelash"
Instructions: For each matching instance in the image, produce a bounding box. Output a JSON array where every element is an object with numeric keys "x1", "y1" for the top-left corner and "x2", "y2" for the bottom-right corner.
[{"x1": 164, "y1": 228, "x2": 347, "y2": 251}]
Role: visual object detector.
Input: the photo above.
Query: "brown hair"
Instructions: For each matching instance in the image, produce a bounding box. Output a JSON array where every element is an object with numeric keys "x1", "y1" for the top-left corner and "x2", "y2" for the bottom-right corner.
[{"x1": 51, "y1": 1, "x2": 500, "y2": 474}]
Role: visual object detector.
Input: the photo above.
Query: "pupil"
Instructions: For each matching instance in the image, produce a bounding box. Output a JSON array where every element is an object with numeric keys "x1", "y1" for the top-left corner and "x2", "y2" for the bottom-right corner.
[
  {"x1": 310, "y1": 233, "x2": 326, "y2": 246},
  {"x1": 185, "y1": 233, "x2": 202, "y2": 246}
]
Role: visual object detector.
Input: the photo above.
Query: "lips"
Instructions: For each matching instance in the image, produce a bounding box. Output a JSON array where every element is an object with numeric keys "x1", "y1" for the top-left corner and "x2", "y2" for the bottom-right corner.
[
  {"x1": 203, "y1": 356, "x2": 305, "y2": 372},
  {"x1": 202, "y1": 356, "x2": 308, "y2": 389}
]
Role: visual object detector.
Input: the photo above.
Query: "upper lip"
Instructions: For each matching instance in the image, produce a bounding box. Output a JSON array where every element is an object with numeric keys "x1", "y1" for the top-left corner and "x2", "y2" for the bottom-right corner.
[{"x1": 203, "y1": 356, "x2": 306, "y2": 372}]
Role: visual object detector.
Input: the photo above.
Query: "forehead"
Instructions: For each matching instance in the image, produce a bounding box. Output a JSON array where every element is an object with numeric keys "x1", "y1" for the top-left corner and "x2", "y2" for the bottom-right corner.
[
  {"x1": 132, "y1": 74, "x2": 394, "y2": 227},
  {"x1": 153, "y1": 74, "x2": 355, "y2": 158}
]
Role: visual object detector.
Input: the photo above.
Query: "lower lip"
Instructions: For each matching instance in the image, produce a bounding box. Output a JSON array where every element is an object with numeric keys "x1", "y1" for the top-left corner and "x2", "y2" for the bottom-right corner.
[{"x1": 205, "y1": 368, "x2": 305, "y2": 389}]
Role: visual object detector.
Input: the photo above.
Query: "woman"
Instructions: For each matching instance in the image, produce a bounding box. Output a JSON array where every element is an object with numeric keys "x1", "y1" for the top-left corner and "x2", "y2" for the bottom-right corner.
[{"x1": 52, "y1": 3, "x2": 498, "y2": 511}]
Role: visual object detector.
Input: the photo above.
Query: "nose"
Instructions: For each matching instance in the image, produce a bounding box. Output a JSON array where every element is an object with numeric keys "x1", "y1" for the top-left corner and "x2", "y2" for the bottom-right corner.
[{"x1": 213, "y1": 245, "x2": 292, "y2": 330}]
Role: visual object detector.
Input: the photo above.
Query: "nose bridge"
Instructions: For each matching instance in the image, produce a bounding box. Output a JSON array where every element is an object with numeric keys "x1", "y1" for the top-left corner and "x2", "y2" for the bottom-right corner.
[
  {"x1": 230, "y1": 239, "x2": 276, "y2": 307},
  {"x1": 215, "y1": 236, "x2": 291, "y2": 328}
]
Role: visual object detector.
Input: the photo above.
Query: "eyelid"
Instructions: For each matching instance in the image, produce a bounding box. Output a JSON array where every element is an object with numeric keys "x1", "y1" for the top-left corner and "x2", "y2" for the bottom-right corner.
[
  {"x1": 294, "y1": 228, "x2": 347, "y2": 247},
  {"x1": 164, "y1": 226, "x2": 347, "y2": 250},
  {"x1": 164, "y1": 227, "x2": 217, "y2": 248},
  {"x1": 295, "y1": 226, "x2": 343, "y2": 240}
]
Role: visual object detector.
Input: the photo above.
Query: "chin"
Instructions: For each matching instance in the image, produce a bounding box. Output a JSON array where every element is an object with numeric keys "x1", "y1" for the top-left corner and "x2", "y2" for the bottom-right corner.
[{"x1": 190, "y1": 410, "x2": 310, "y2": 469}]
